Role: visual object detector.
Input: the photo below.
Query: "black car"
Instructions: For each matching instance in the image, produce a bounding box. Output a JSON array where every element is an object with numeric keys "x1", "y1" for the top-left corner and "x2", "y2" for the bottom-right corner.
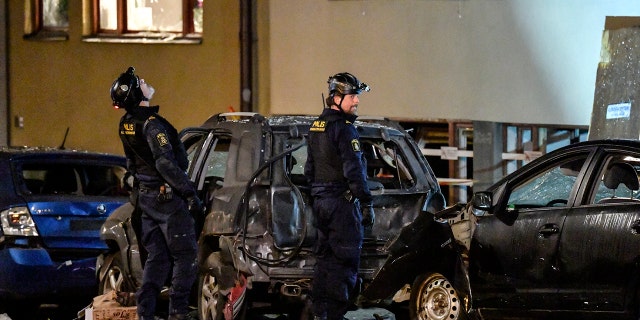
[
  {"x1": 447, "y1": 139, "x2": 640, "y2": 320},
  {"x1": 97, "y1": 113, "x2": 466, "y2": 319},
  {"x1": 0, "y1": 146, "x2": 128, "y2": 318}
]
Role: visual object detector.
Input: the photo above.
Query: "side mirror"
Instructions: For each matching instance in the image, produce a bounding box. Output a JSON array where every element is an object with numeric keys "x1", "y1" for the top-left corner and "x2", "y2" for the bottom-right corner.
[{"x1": 472, "y1": 191, "x2": 492, "y2": 211}]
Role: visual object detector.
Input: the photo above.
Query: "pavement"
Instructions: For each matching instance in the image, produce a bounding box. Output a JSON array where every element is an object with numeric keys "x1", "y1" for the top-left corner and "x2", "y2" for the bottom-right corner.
[
  {"x1": 0, "y1": 300, "x2": 402, "y2": 320},
  {"x1": 252, "y1": 307, "x2": 399, "y2": 320},
  {"x1": 345, "y1": 307, "x2": 396, "y2": 320}
]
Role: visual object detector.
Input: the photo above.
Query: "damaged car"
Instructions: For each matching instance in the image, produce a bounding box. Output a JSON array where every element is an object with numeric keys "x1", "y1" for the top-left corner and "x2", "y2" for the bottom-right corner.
[
  {"x1": 0, "y1": 147, "x2": 128, "y2": 318},
  {"x1": 437, "y1": 139, "x2": 640, "y2": 319},
  {"x1": 97, "y1": 112, "x2": 470, "y2": 319}
]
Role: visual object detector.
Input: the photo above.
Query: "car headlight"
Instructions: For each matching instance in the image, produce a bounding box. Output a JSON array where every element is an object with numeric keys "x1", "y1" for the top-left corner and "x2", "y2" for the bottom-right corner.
[{"x1": 0, "y1": 206, "x2": 38, "y2": 236}]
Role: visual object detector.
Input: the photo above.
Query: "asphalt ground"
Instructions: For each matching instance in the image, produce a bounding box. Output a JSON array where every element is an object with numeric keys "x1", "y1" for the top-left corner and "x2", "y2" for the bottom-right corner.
[{"x1": 4, "y1": 299, "x2": 409, "y2": 320}]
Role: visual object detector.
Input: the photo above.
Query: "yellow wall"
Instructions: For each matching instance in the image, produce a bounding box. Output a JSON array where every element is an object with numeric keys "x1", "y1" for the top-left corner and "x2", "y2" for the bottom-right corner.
[{"x1": 8, "y1": 1, "x2": 245, "y2": 155}]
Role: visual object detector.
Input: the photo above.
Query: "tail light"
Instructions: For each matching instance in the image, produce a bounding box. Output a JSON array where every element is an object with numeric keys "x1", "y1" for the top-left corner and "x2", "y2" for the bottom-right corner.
[{"x1": 0, "y1": 206, "x2": 39, "y2": 237}]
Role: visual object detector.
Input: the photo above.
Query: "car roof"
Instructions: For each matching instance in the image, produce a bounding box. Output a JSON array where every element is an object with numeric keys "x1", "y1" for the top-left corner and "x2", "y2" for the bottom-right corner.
[
  {"x1": 486, "y1": 138, "x2": 640, "y2": 192},
  {"x1": 0, "y1": 146, "x2": 126, "y2": 163},
  {"x1": 535, "y1": 139, "x2": 640, "y2": 159},
  {"x1": 198, "y1": 113, "x2": 408, "y2": 136},
  {"x1": 572, "y1": 139, "x2": 640, "y2": 149}
]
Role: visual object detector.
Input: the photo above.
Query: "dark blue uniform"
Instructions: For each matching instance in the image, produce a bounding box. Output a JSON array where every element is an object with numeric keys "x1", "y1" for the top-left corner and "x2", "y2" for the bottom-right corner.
[
  {"x1": 304, "y1": 108, "x2": 372, "y2": 320},
  {"x1": 119, "y1": 106, "x2": 197, "y2": 319}
]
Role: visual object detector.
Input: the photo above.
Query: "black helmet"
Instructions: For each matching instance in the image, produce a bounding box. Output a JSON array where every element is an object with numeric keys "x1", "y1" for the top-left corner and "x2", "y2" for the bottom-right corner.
[
  {"x1": 327, "y1": 72, "x2": 370, "y2": 96},
  {"x1": 111, "y1": 66, "x2": 143, "y2": 109}
]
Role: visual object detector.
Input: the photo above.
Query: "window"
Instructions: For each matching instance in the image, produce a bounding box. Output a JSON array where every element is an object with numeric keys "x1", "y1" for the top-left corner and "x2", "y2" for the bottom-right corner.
[
  {"x1": 592, "y1": 154, "x2": 640, "y2": 204},
  {"x1": 284, "y1": 138, "x2": 309, "y2": 186},
  {"x1": 362, "y1": 139, "x2": 415, "y2": 190},
  {"x1": 507, "y1": 156, "x2": 587, "y2": 208},
  {"x1": 20, "y1": 163, "x2": 128, "y2": 196},
  {"x1": 89, "y1": 0, "x2": 203, "y2": 43},
  {"x1": 203, "y1": 137, "x2": 230, "y2": 183},
  {"x1": 24, "y1": 0, "x2": 69, "y2": 40}
]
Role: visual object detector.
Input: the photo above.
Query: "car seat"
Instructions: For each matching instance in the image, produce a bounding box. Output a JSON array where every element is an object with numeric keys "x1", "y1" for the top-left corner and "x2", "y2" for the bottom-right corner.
[{"x1": 598, "y1": 162, "x2": 640, "y2": 203}]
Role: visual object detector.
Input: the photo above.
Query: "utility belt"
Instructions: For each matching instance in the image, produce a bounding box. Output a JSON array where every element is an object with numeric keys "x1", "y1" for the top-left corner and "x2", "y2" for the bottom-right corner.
[
  {"x1": 139, "y1": 183, "x2": 174, "y2": 202},
  {"x1": 312, "y1": 182, "x2": 345, "y2": 196},
  {"x1": 342, "y1": 190, "x2": 359, "y2": 204}
]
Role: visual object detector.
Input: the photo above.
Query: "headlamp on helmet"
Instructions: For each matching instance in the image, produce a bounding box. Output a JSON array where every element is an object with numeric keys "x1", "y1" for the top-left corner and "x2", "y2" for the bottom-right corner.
[
  {"x1": 111, "y1": 66, "x2": 144, "y2": 110},
  {"x1": 327, "y1": 72, "x2": 370, "y2": 96}
]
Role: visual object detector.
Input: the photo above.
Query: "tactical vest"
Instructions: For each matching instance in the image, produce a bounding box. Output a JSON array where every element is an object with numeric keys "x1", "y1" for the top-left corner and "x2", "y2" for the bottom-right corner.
[
  {"x1": 119, "y1": 114, "x2": 160, "y2": 179},
  {"x1": 308, "y1": 114, "x2": 346, "y2": 183}
]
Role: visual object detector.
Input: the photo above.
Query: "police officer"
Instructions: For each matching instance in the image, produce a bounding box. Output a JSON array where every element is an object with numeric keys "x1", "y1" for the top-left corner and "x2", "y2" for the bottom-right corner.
[
  {"x1": 111, "y1": 66, "x2": 203, "y2": 320},
  {"x1": 304, "y1": 72, "x2": 375, "y2": 320}
]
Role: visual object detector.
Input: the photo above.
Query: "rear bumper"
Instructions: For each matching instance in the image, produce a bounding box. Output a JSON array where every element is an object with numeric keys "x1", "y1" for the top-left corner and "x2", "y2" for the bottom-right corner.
[{"x1": 0, "y1": 247, "x2": 98, "y2": 300}]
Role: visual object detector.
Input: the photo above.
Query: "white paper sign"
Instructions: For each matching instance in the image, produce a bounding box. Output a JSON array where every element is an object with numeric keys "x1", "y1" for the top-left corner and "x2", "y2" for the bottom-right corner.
[
  {"x1": 606, "y1": 102, "x2": 631, "y2": 119},
  {"x1": 524, "y1": 151, "x2": 543, "y2": 161},
  {"x1": 441, "y1": 146, "x2": 459, "y2": 160}
]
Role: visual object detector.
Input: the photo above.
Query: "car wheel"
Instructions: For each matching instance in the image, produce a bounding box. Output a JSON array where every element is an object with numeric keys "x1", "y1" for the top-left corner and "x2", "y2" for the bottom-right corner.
[
  {"x1": 99, "y1": 252, "x2": 135, "y2": 295},
  {"x1": 198, "y1": 272, "x2": 248, "y2": 320},
  {"x1": 410, "y1": 273, "x2": 463, "y2": 320}
]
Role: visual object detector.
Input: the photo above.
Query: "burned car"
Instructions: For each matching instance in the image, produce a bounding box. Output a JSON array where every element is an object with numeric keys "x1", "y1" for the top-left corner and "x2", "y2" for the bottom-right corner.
[
  {"x1": 98, "y1": 113, "x2": 468, "y2": 319},
  {"x1": 0, "y1": 147, "x2": 128, "y2": 318},
  {"x1": 438, "y1": 139, "x2": 640, "y2": 319}
]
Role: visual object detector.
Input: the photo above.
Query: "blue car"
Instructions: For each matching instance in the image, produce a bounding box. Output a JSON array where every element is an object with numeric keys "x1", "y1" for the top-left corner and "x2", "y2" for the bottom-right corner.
[{"x1": 0, "y1": 147, "x2": 128, "y2": 318}]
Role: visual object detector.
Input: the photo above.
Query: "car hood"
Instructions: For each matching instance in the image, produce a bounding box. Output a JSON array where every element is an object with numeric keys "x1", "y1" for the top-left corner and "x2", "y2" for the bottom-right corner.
[{"x1": 27, "y1": 199, "x2": 127, "y2": 249}]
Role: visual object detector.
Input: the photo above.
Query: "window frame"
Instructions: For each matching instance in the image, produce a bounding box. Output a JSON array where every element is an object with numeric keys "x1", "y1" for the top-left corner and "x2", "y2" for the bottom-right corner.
[
  {"x1": 505, "y1": 153, "x2": 589, "y2": 210},
  {"x1": 589, "y1": 153, "x2": 640, "y2": 204},
  {"x1": 24, "y1": 0, "x2": 69, "y2": 41},
  {"x1": 85, "y1": 0, "x2": 202, "y2": 44}
]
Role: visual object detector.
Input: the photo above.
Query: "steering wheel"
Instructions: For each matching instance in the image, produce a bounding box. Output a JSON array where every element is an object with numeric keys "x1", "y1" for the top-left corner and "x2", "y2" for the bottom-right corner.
[{"x1": 545, "y1": 198, "x2": 568, "y2": 207}]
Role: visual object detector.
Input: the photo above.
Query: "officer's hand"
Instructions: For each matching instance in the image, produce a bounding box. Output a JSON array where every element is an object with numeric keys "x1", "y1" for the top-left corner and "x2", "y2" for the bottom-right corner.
[
  {"x1": 361, "y1": 203, "x2": 375, "y2": 227},
  {"x1": 187, "y1": 196, "x2": 204, "y2": 216}
]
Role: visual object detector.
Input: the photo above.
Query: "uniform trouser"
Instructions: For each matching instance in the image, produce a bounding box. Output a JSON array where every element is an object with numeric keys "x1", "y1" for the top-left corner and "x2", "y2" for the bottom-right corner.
[
  {"x1": 136, "y1": 189, "x2": 198, "y2": 318},
  {"x1": 311, "y1": 196, "x2": 363, "y2": 320}
]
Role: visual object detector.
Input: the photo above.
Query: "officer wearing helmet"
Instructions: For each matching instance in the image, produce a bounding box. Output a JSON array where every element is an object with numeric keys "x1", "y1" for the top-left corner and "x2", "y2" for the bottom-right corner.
[
  {"x1": 304, "y1": 72, "x2": 375, "y2": 320},
  {"x1": 111, "y1": 66, "x2": 202, "y2": 320}
]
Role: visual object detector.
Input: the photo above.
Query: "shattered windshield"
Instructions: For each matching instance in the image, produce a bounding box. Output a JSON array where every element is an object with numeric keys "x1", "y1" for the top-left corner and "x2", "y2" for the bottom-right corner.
[{"x1": 508, "y1": 156, "x2": 587, "y2": 208}]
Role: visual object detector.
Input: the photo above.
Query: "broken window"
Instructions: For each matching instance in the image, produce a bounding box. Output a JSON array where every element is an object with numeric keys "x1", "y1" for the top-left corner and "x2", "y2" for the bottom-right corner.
[{"x1": 507, "y1": 156, "x2": 587, "y2": 208}]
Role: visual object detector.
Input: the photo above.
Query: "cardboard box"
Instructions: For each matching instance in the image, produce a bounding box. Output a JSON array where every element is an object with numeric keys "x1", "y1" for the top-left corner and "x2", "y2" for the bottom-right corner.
[
  {"x1": 85, "y1": 291, "x2": 138, "y2": 320},
  {"x1": 90, "y1": 306, "x2": 137, "y2": 320}
]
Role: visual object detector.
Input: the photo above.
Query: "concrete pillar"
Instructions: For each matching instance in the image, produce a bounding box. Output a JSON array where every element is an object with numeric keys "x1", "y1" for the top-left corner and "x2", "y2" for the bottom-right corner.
[
  {"x1": 589, "y1": 18, "x2": 640, "y2": 140},
  {"x1": 472, "y1": 121, "x2": 503, "y2": 192}
]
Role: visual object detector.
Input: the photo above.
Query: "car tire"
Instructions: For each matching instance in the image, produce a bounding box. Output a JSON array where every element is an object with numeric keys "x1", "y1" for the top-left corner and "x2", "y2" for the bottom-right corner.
[
  {"x1": 409, "y1": 272, "x2": 463, "y2": 320},
  {"x1": 99, "y1": 252, "x2": 136, "y2": 295}
]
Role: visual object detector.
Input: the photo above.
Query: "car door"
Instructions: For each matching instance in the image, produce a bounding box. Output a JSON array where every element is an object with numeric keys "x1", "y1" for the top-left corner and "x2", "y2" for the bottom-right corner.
[
  {"x1": 471, "y1": 150, "x2": 592, "y2": 313},
  {"x1": 181, "y1": 128, "x2": 236, "y2": 235},
  {"x1": 557, "y1": 148, "x2": 640, "y2": 315}
]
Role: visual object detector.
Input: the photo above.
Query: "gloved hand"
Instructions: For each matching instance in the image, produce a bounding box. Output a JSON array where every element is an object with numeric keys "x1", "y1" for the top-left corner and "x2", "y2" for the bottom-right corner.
[
  {"x1": 186, "y1": 195, "x2": 204, "y2": 216},
  {"x1": 361, "y1": 203, "x2": 375, "y2": 227}
]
